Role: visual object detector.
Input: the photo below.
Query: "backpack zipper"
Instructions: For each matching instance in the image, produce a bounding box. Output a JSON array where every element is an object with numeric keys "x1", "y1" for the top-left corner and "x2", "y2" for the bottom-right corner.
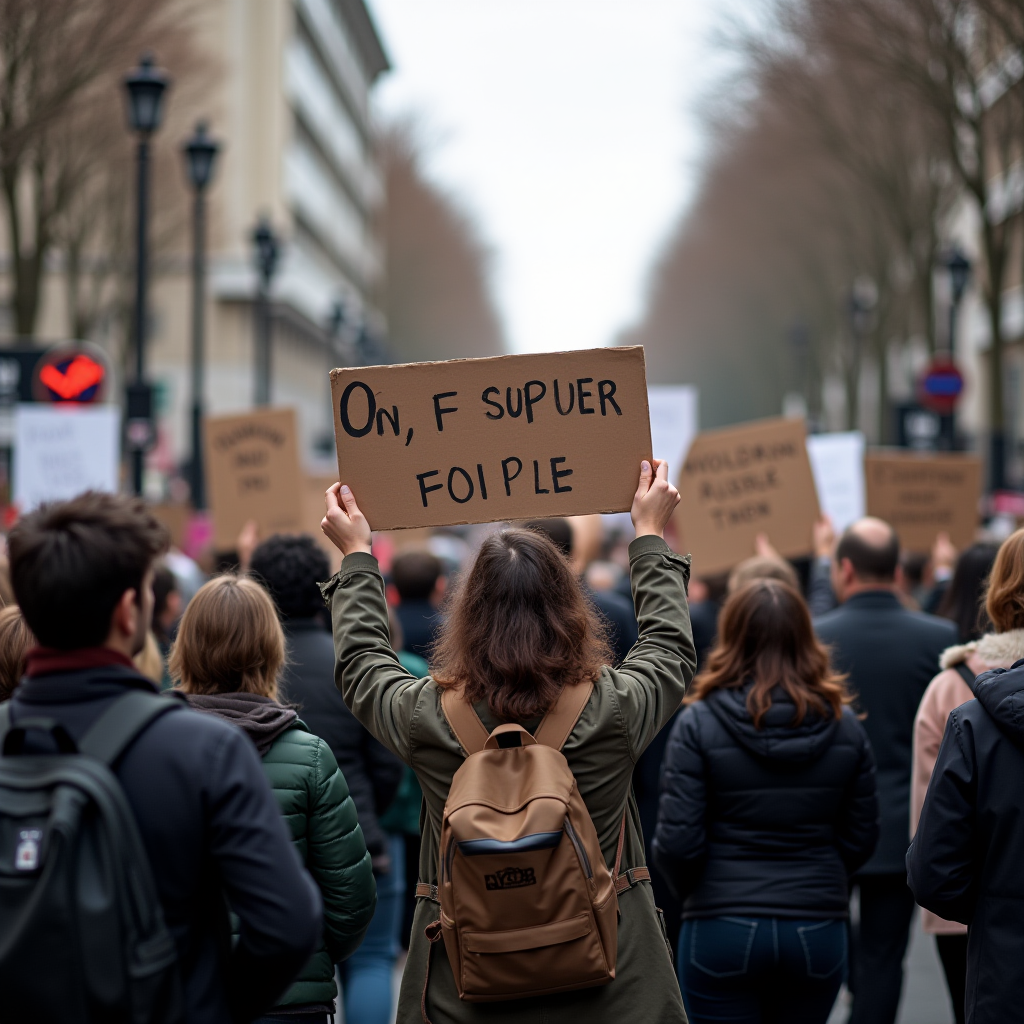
[{"x1": 563, "y1": 817, "x2": 593, "y2": 878}]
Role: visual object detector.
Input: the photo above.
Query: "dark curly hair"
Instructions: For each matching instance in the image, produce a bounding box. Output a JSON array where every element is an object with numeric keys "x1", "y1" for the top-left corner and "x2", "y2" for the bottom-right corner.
[
  {"x1": 431, "y1": 528, "x2": 611, "y2": 720},
  {"x1": 249, "y1": 534, "x2": 330, "y2": 620}
]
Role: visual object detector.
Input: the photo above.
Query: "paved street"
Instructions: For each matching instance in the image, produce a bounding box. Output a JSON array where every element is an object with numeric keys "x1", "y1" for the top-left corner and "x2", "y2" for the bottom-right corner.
[{"x1": 829, "y1": 913, "x2": 954, "y2": 1024}]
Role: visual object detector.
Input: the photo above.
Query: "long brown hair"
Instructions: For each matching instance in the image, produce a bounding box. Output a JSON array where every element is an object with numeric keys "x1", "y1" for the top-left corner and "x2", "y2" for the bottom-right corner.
[
  {"x1": 986, "y1": 528, "x2": 1024, "y2": 633},
  {"x1": 685, "y1": 578, "x2": 849, "y2": 728},
  {"x1": 431, "y1": 528, "x2": 611, "y2": 720},
  {"x1": 170, "y1": 575, "x2": 285, "y2": 699}
]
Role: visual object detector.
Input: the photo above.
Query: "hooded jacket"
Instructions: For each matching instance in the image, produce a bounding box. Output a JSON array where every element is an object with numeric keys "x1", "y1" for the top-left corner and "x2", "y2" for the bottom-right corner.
[
  {"x1": 186, "y1": 692, "x2": 376, "y2": 1012},
  {"x1": 910, "y1": 629, "x2": 1024, "y2": 937},
  {"x1": 908, "y1": 658, "x2": 1024, "y2": 1024},
  {"x1": 652, "y1": 682, "x2": 878, "y2": 919}
]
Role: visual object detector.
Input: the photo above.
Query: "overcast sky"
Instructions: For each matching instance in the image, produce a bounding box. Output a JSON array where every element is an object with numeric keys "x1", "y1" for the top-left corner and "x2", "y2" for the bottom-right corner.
[{"x1": 368, "y1": 0, "x2": 734, "y2": 355}]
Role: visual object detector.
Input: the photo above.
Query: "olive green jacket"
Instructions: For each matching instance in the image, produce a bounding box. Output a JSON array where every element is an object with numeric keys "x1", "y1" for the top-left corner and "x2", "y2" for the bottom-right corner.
[
  {"x1": 261, "y1": 724, "x2": 377, "y2": 1008},
  {"x1": 323, "y1": 534, "x2": 696, "y2": 1024}
]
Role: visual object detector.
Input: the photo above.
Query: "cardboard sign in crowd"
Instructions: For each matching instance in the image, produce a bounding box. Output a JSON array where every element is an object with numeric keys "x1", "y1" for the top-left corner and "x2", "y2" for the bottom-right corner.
[
  {"x1": 865, "y1": 452, "x2": 982, "y2": 552},
  {"x1": 330, "y1": 347, "x2": 652, "y2": 531},
  {"x1": 204, "y1": 408, "x2": 304, "y2": 550},
  {"x1": 675, "y1": 416, "x2": 821, "y2": 577}
]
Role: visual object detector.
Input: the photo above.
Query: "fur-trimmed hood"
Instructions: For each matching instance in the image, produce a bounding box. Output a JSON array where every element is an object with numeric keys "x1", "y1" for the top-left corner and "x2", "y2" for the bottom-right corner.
[{"x1": 939, "y1": 629, "x2": 1024, "y2": 671}]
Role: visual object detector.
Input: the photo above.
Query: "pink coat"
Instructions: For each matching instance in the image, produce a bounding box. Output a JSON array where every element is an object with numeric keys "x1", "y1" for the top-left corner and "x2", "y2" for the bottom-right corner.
[{"x1": 911, "y1": 630, "x2": 1024, "y2": 934}]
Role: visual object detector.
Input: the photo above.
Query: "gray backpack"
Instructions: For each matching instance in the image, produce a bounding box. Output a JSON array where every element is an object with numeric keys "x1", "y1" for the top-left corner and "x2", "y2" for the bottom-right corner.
[{"x1": 0, "y1": 690, "x2": 184, "y2": 1023}]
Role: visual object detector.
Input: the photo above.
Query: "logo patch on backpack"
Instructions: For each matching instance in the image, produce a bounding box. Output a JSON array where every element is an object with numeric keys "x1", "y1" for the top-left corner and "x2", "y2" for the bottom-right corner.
[
  {"x1": 15, "y1": 829, "x2": 41, "y2": 871},
  {"x1": 485, "y1": 866, "x2": 536, "y2": 890}
]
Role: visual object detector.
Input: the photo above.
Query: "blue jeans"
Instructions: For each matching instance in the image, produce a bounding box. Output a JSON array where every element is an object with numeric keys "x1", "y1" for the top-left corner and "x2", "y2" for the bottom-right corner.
[
  {"x1": 679, "y1": 916, "x2": 846, "y2": 1024},
  {"x1": 339, "y1": 833, "x2": 404, "y2": 1024}
]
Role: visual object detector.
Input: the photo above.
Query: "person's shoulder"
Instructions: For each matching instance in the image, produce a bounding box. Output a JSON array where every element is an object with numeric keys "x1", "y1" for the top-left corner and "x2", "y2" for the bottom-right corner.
[
  {"x1": 130, "y1": 702, "x2": 262, "y2": 780},
  {"x1": 902, "y1": 609, "x2": 958, "y2": 641},
  {"x1": 265, "y1": 724, "x2": 321, "y2": 767},
  {"x1": 813, "y1": 605, "x2": 848, "y2": 633},
  {"x1": 670, "y1": 698, "x2": 719, "y2": 745},
  {"x1": 836, "y1": 704, "x2": 870, "y2": 744}
]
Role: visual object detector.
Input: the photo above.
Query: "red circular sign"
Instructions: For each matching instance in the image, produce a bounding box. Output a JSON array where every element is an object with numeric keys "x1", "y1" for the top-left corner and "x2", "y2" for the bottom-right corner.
[{"x1": 917, "y1": 358, "x2": 963, "y2": 414}]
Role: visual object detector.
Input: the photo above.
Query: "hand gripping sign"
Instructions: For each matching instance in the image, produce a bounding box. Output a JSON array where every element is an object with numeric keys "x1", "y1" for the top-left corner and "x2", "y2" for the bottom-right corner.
[{"x1": 330, "y1": 347, "x2": 653, "y2": 530}]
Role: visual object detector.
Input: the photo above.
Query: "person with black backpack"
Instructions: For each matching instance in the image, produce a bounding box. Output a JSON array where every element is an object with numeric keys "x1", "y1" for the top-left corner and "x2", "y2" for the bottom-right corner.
[{"x1": 0, "y1": 492, "x2": 322, "y2": 1024}]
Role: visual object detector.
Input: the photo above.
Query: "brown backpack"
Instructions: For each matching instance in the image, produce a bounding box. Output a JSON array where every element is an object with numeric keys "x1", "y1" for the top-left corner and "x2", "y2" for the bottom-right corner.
[{"x1": 420, "y1": 680, "x2": 645, "y2": 1008}]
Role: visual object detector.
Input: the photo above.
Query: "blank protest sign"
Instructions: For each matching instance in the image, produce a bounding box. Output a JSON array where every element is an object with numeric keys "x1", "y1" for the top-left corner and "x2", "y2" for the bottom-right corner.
[
  {"x1": 330, "y1": 347, "x2": 652, "y2": 530},
  {"x1": 14, "y1": 404, "x2": 120, "y2": 511},
  {"x1": 648, "y1": 385, "x2": 698, "y2": 472},
  {"x1": 806, "y1": 431, "x2": 865, "y2": 534},
  {"x1": 675, "y1": 416, "x2": 820, "y2": 577}
]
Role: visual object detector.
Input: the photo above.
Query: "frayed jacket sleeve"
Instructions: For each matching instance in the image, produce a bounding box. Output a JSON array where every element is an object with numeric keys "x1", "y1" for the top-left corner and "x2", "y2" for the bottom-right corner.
[
  {"x1": 322, "y1": 552, "x2": 429, "y2": 765},
  {"x1": 650, "y1": 706, "x2": 707, "y2": 900},
  {"x1": 906, "y1": 710, "x2": 978, "y2": 925},
  {"x1": 611, "y1": 536, "x2": 697, "y2": 761},
  {"x1": 835, "y1": 709, "x2": 879, "y2": 873}
]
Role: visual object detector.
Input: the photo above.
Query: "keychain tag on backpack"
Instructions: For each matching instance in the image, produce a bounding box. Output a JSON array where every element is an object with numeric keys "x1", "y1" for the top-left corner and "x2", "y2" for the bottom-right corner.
[{"x1": 15, "y1": 829, "x2": 41, "y2": 871}]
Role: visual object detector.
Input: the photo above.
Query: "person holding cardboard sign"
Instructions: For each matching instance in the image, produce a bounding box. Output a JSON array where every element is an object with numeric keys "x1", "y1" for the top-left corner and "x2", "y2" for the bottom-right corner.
[{"x1": 319, "y1": 460, "x2": 694, "y2": 1024}]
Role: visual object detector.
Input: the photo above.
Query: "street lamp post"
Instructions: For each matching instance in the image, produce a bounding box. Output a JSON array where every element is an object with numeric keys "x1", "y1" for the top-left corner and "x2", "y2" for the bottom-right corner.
[
  {"x1": 252, "y1": 218, "x2": 280, "y2": 407},
  {"x1": 182, "y1": 122, "x2": 219, "y2": 509},
  {"x1": 123, "y1": 53, "x2": 169, "y2": 496},
  {"x1": 942, "y1": 248, "x2": 971, "y2": 457}
]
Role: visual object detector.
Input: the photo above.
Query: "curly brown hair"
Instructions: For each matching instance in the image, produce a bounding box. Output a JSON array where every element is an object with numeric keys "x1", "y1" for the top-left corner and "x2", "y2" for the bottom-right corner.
[
  {"x1": 431, "y1": 528, "x2": 611, "y2": 721},
  {"x1": 685, "y1": 578, "x2": 850, "y2": 728}
]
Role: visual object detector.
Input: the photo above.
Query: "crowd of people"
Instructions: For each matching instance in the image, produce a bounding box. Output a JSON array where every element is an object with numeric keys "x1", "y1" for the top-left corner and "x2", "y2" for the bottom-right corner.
[{"x1": 0, "y1": 459, "x2": 1021, "y2": 1024}]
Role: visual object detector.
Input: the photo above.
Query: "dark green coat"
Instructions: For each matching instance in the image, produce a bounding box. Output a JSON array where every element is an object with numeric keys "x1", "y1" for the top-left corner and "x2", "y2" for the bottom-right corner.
[
  {"x1": 323, "y1": 534, "x2": 696, "y2": 1024},
  {"x1": 261, "y1": 723, "x2": 377, "y2": 1008}
]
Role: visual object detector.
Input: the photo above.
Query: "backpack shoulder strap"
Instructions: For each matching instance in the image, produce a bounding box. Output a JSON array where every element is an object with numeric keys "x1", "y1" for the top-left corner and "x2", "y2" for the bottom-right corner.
[
  {"x1": 79, "y1": 690, "x2": 182, "y2": 766},
  {"x1": 534, "y1": 681, "x2": 594, "y2": 751},
  {"x1": 0, "y1": 701, "x2": 10, "y2": 750},
  {"x1": 955, "y1": 662, "x2": 977, "y2": 691},
  {"x1": 440, "y1": 686, "x2": 490, "y2": 756}
]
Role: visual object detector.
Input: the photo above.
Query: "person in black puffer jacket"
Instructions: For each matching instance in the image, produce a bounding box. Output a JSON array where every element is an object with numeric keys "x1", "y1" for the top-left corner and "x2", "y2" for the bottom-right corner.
[
  {"x1": 653, "y1": 578, "x2": 878, "y2": 1024},
  {"x1": 908, "y1": 657, "x2": 1024, "y2": 1024}
]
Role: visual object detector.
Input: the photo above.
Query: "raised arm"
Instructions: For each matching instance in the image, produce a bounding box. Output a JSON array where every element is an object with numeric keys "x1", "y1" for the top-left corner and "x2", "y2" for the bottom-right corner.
[
  {"x1": 613, "y1": 460, "x2": 697, "y2": 758},
  {"x1": 320, "y1": 483, "x2": 431, "y2": 763}
]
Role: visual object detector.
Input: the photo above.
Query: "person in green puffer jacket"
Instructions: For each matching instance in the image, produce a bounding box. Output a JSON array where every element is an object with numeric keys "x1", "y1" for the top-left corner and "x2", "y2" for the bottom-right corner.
[{"x1": 170, "y1": 573, "x2": 377, "y2": 1024}]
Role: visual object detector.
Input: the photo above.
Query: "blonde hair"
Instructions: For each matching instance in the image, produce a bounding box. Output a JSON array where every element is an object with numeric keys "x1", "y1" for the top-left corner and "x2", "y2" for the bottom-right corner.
[
  {"x1": 169, "y1": 575, "x2": 284, "y2": 698},
  {"x1": 987, "y1": 528, "x2": 1024, "y2": 632},
  {"x1": 0, "y1": 605, "x2": 34, "y2": 699}
]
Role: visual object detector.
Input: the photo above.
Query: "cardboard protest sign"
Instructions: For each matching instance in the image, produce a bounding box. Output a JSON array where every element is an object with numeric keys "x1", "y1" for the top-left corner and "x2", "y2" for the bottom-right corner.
[
  {"x1": 865, "y1": 451, "x2": 982, "y2": 552},
  {"x1": 330, "y1": 347, "x2": 652, "y2": 530},
  {"x1": 675, "y1": 416, "x2": 820, "y2": 577},
  {"x1": 14, "y1": 404, "x2": 120, "y2": 511},
  {"x1": 204, "y1": 408, "x2": 303, "y2": 550},
  {"x1": 806, "y1": 431, "x2": 865, "y2": 534}
]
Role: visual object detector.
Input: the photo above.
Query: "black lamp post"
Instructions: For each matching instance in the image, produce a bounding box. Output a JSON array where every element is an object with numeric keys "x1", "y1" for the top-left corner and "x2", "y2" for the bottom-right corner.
[
  {"x1": 182, "y1": 121, "x2": 219, "y2": 509},
  {"x1": 944, "y1": 248, "x2": 971, "y2": 355},
  {"x1": 252, "y1": 217, "x2": 280, "y2": 407},
  {"x1": 123, "y1": 53, "x2": 169, "y2": 495}
]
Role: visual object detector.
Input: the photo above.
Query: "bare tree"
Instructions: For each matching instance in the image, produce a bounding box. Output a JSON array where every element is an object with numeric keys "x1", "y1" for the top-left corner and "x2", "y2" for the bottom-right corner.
[
  {"x1": 0, "y1": 0, "x2": 202, "y2": 338},
  {"x1": 811, "y1": 0, "x2": 1024, "y2": 481},
  {"x1": 379, "y1": 121, "x2": 506, "y2": 361}
]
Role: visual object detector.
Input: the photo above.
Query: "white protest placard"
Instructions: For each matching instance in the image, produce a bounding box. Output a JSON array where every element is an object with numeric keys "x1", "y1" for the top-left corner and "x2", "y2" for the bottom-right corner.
[
  {"x1": 806, "y1": 431, "x2": 865, "y2": 534},
  {"x1": 14, "y1": 404, "x2": 120, "y2": 510},
  {"x1": 648, "y1": 385, "x2": 698, "y2": 473}
]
